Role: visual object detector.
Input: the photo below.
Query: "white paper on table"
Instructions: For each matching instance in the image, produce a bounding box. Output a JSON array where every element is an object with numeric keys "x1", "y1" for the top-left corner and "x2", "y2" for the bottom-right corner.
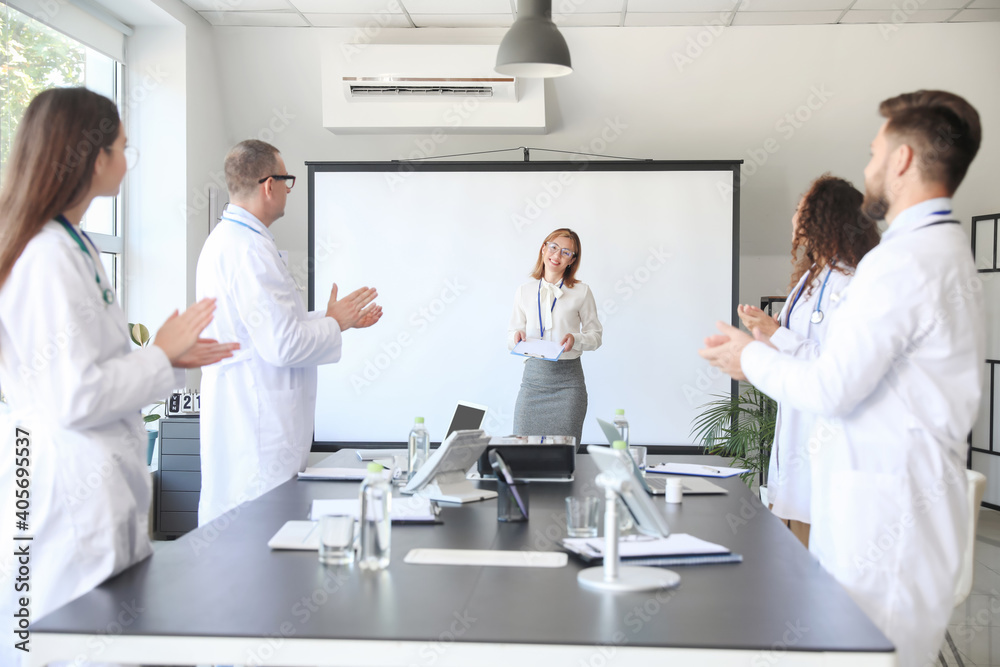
[
  {"x1": 268, "y1": 521, "x2": 321, "y2": 550},
  {"x1": 404, "y1": 548, "x2": 567, "y2": 568},
  {"x1": 298, "y1": 467, "x2": 392, "y2": 481},
  {"x1": 646, "y1": 462, "x2": 749, "y2": 478},
  {"x1": 309, "y1": 497, "x2": 436, "y2": 523},
  {"x1": 511, "y1": 338, "x2": 564, "y2": 361},
  {"x1": 562, "y1": 533, "x2": 730, "y2": 558}
]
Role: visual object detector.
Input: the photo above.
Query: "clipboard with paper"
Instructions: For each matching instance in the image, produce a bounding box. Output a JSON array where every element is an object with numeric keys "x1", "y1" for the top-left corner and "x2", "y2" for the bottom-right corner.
[{"x1": 511, "y1": 338, "x2": 563, "y2": 361}]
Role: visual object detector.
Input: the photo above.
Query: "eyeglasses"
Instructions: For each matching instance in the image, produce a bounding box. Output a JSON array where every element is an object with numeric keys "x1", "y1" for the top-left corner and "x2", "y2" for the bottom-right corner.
[
  {"x1": 544, "y1": 241, "x2": 576, "y2": 259},
  {"x1": 259, "y1": 174, "x2": 296, "y2": 190}
]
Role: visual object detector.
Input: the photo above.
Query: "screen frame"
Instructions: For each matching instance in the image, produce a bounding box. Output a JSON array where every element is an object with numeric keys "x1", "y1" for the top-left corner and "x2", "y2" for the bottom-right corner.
[{"x1": 307, "y1": 159, "x2": 742, "y2": 452}]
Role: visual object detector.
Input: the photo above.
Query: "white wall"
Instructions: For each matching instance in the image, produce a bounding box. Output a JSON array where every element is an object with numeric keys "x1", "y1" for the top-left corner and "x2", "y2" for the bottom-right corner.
[
  {"x1": 140, "y1": 19, "x2": 1000, "y2": 495},
  {"x1": 205, "y1": 22, "x2": 1000, "y2": 305},
  {"x1": 124, "y1": 0, "x2": 230, "y2": 388}
]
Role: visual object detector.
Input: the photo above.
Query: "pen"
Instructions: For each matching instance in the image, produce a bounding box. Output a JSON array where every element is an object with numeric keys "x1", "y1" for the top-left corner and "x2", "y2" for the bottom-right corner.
[{"x1": 701, "y1": 465, "x2": 723, "y2": 474}]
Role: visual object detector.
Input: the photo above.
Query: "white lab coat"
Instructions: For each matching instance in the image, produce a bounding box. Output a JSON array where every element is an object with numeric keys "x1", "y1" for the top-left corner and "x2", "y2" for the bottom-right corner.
[
  {"x1": 196, "y1": 205, "x2": 342, "y2": 526},
  {"x1": 0, "y1": 221, "x2": 181, "y2": 665},
  {"x1": 766, "y1": 266, "x2": 854, "y2": 524},
  {"x1": 742, "y1": 200, "x2": 982, "y2": 667}
]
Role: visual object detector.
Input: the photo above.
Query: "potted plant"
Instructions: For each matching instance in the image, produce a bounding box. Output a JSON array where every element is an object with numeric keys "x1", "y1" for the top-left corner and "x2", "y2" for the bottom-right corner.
[
  {"x1": 129, "y1": 323, "x2": 165, "y2": 465},
  {"x1": 690, "y1": 384, "x2": 777, "y2": 503}
]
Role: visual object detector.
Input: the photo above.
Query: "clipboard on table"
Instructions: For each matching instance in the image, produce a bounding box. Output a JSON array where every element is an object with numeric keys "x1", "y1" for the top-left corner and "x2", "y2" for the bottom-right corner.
[{"x1": 511, "y1": 339, "x2": 563, "y2": 361}]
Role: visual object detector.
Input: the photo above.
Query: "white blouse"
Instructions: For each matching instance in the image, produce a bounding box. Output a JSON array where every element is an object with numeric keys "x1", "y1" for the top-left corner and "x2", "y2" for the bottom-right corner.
[{"x1": 507, "y1": 279, "x2": 603, "y2": 361}]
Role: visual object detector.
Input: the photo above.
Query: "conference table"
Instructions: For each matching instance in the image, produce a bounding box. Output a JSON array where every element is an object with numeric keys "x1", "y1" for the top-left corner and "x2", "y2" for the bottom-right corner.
[{"x1": 30, "y1": 452, "x2": 894, "y2": 666}]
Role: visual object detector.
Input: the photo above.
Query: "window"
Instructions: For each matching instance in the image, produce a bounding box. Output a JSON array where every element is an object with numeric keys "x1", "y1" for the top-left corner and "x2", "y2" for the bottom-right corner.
[{"x1": 1, "y1": 2, "x2": 125, "y2": 296}]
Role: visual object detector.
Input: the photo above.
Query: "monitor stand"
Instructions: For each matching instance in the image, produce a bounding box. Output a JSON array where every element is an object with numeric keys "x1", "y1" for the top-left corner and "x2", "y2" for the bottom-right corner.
[{"x1": 415, "y1": 470, "x2": 498, "y2": 504}]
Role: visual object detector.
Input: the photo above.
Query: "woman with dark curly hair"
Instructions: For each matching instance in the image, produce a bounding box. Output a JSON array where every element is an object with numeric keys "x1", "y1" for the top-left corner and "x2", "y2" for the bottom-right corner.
[{"x1": 737, "y1": 174, "x2": 880, "y2": 547}]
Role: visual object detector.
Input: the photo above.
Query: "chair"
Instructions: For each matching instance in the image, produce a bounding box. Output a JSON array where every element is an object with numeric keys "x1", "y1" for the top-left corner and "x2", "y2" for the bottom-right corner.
[{"x1": 939, "y1": 469, "x2": 987, "y2": 667}]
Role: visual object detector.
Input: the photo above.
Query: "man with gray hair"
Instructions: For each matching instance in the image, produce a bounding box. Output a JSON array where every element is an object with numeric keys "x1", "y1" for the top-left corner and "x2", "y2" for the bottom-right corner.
[{"x1": 196, "y1": 139, "x2": 382, "y2": 525}]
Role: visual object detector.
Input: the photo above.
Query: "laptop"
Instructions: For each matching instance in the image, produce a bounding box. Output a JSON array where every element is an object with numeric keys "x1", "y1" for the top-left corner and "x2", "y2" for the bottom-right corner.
[
  {"x1": 445, "y1": 401, "x2": 488, "y2": 438},
  {"x1": 594, "y1": 418, "x2": 726, "y2": 496}
]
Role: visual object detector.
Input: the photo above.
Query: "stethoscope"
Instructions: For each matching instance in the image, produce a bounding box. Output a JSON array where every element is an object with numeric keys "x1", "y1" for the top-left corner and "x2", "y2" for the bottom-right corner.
[
  {"x1": 56, "y1": 214, "x2": 114, "y2": 306},
  {"x1": 785, "y1": 262, "x2": 836, "y2": 326},
  {"x1": 537, "y1": 278, "x2": 564, "y2": 339}
]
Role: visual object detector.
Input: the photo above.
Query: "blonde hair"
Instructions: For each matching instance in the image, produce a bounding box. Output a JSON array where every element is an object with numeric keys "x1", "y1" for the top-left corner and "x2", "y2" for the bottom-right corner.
[{"x1": 530, "y1": 228, "x2": 581, "y2": 288}]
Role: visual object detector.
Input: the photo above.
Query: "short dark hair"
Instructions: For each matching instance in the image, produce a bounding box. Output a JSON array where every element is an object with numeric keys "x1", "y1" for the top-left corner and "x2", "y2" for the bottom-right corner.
[
  {"x1": 878, "y1": 90, "x2": 981, "y2": 194},
  {"x1": 224, "y1": 139, "x2": 280, "y2": 199}
]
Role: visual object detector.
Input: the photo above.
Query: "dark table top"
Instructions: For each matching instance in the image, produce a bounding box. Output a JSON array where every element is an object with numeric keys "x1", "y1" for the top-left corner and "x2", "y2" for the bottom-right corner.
[{"x1": 33, "y1": 454, "x2": 892, "y2": 654}]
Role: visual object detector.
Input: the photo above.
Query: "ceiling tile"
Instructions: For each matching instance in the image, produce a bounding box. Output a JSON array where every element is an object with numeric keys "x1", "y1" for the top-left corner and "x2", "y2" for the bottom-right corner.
[
  {"x1": 198, "y1": 10, "x2": 309, "y2": 26},
  {"x1": 554, "y1": 0, "x2": 624, "y2": 11},
  {"x1": 410, "y1": 13, "x2": 513, "y2": 26},
  {"x1": 627, "y1": 0, "x2": 739, "y2": 11},
  {"x1": 840, "y1": 9, "x2": 960, "y2": 22},
  {"x1": 184, "y1": 0, "x2": 291, "y2": 10},
  {"x1": 969, "y1": 0, "x2": 1000, "y2": 7},
  {"x1": 304, "y1": 12, "x2": 411, "y2": 26},
  {"x1": 402, "y1": 0, "x2": 511, "y2": 13},
  {"x1": 739, "y1": 0, "x2": 852, "y2": 10},
  {"x1": 851, "y1": 0, "x2": 967, "y2": 8},
  {"x1": 554, "y1": 12, "x2": 621, "y2": 25},
  {"x1": 290, "y1": 0, "x2": 400, "y2": 11},
  {"x1": 731, "y1": 10, "x2": 842, "y2": 24},
  {"x1": 624, "y1": 11, "x2": 733, "y2": 25},
  {"x1": 950, "y1": 8, "x2": 1000, "y2": 19}
]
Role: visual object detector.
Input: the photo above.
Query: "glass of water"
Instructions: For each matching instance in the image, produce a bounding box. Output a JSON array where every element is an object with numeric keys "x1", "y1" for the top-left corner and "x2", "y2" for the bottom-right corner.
[{"x1": 318, "y1": 514, "x2": 355, "y2": 566}]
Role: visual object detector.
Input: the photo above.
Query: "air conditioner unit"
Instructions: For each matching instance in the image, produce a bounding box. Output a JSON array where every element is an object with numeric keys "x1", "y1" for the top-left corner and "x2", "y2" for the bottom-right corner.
[{"x1": 321, "y1": 43, "x2": 547, "y2": 134}]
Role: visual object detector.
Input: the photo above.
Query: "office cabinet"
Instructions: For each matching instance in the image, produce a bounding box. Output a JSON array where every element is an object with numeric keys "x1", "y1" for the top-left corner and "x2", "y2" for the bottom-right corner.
[{"x1": 156, "y1": 418, "x2": 200, "y2": 538}]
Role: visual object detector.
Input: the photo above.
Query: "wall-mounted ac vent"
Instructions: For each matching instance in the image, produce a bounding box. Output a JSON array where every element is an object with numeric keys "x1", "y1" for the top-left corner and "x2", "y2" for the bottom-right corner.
[
  {"x1": 322, "y1": 43, "x2": 547, "y2": 134},
  {"x1": 344, "y1": 77, "x2": 512, "y2": 100}
]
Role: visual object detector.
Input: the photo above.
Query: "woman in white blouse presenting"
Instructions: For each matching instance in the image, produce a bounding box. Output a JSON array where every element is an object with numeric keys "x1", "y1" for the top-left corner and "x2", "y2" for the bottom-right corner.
[
  {"x1": 738, "y1": 174, "x2": 879, "y2": 547},
  {"x1": 508, "y1": 228, "x2": 603, "y2": 444}
]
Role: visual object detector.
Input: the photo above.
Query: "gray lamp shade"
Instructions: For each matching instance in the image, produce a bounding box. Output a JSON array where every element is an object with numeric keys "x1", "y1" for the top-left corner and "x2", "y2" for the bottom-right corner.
[{"x1": 495, "y1": 0, "x2": 572, "y2": 78}]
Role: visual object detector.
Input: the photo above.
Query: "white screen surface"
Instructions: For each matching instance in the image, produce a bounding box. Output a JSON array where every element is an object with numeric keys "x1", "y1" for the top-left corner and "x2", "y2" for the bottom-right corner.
[{"x1": 311, "y1": 164, "x2": 735, "y2": 446}]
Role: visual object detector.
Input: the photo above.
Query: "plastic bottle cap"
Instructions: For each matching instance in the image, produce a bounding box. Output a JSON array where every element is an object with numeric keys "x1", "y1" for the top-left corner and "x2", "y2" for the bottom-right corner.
[
  {"x1": 612, "y1": 440, "x2": 628, "y2": 450},
  {"x1": 615, "y1": 409, "x2": 625, "y2": 415},
  {"x1": 415, "y1": 417, "x2": 425, "y2": 424},
  {"x1": 367, "y1": 462, "x2": 384, "y2": 473}
]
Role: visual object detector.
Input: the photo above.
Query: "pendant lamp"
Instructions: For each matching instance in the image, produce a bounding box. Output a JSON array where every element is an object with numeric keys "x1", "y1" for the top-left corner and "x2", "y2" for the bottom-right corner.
[{"x1": 495, "y1": 0, "x2": 573, "y2": 78}]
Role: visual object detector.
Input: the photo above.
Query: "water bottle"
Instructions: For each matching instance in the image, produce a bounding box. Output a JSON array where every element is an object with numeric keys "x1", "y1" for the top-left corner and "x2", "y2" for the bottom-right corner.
[
  {"x1": 359, "y1": 463, "x2": 391, "y2": 570},
  {"x1": 613, "y1": 409, "x2": 629, "y2": 445},
  {"x1": 407, "y1": 417, "x2": 430, "y2": 479}
]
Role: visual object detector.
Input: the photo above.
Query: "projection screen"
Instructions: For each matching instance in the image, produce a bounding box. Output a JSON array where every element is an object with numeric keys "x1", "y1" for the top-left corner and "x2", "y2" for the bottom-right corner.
[{"x1": 309, "y1": 160, "x2": 740, "y2": 447}]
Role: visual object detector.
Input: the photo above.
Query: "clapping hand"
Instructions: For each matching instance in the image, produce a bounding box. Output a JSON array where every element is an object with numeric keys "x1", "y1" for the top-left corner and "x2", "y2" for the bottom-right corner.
[
  {"x1": 737, "y1": 304, "x2": 780, "y2": 339},
  {"x1": 326, "y1": 284, "x2": 380, "y2": 331},
  {"x1": 698, "y1": 321, "x2": 754, "y2": 381}
]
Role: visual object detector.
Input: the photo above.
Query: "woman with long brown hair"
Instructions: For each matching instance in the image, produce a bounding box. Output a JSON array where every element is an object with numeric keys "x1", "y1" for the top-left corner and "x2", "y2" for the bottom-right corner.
[
  {"x1": 738, "y1": 174, "x2": 880, "y2": 547},
  {"x1": 0, "y1": 87, "x2": 237, "y2": 649},
  {"x1": 507, "y1": 228, "x2": 603, "y2": 444}
]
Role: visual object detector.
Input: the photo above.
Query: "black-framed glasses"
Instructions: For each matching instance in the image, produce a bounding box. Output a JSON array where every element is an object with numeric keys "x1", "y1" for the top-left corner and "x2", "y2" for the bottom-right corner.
[
  {"x1": 259, "y1": 174, "x2": 296, "y2": 190},
  {"x1": 544, "y1": 241, "x2": 576, "y2": 259}
]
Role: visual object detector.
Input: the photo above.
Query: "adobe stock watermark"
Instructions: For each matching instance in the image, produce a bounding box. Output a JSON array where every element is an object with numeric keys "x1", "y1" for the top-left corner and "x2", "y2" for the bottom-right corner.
[
  {"x1": 671, "y1": 0, "x2": 743, "y2": 73},
  {"x1": 384, "y1": 99, "x2": 485, "y2": 193},
  {"x1": 510, "y1": 117, "x2": 629, "y2": 233},
  {"x1": 340, "y1": 0, "x2": 406, "y2": 62},
  {"x1": 878, "y1": 0, "x2": 934, "y2": 39},
  {"x1": 717, "y1": 85, "x2": 835, "y2": 201},
  {"x1": 350, "y1": 278, "x2": 468, "y2": 393},
  {"x1": 594, "y1": 244, "x2": 673, "y2": 324}
]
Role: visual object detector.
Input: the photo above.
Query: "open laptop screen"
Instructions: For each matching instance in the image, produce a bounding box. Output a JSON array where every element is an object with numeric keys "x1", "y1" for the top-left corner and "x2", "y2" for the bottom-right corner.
[{"x1": 446, "y1": 401, "x2": 487, "y2": 438}]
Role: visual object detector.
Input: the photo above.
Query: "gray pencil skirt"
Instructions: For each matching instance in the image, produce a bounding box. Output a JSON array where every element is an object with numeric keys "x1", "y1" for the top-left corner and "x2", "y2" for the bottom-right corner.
[{"x1": 513, "y1": 357, "x2": 588, "y2": 445}]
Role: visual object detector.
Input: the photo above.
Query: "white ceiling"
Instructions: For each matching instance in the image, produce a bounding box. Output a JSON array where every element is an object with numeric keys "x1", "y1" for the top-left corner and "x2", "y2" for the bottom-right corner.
[{"x1": 180, "y1": 0, "x2": 1000, "y2": 27}]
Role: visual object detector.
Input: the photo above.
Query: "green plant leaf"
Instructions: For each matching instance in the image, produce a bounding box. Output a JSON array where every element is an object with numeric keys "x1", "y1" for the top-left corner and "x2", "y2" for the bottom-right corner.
[
  {"x1": 690, "y1": 385, "x2": 777, "y2": 488},
  {"x1": 129, "y1": 323, "x2": 150, "y2": 348}
]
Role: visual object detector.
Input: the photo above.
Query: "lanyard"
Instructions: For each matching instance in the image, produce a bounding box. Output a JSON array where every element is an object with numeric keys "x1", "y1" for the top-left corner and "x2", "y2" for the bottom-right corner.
[
  {"x1": 222, "y1": 214, "x2": 265, "y2": 237},
  {"x1": 785, "y1": 262, "x2": 835, "y2": 327},
  {"x1": 537, "y1": 278, "x2": 564, "y2": 339},
  {"x1": 57, "y1": 215, "x2": 113, "y2": 305}
]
